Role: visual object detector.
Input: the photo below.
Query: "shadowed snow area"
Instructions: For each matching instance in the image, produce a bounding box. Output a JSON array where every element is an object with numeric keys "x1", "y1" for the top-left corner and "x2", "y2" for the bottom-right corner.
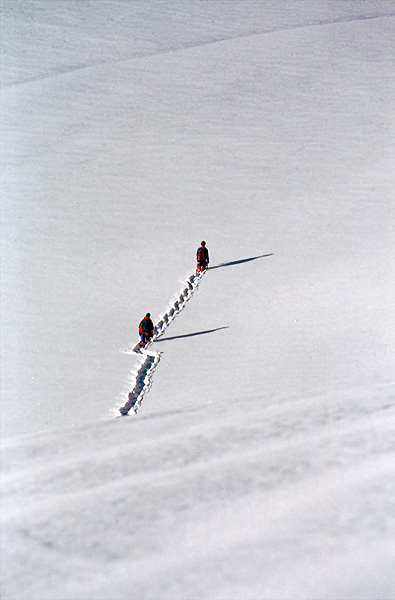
[{"x1": 1, "y1": 1, "x2": 394, "y2": 599}]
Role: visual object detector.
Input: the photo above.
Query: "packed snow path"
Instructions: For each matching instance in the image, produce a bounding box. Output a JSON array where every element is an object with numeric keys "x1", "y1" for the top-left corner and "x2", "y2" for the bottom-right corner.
[{"x1": 119, "y1": 270, "x2": 206, "y2": 414}]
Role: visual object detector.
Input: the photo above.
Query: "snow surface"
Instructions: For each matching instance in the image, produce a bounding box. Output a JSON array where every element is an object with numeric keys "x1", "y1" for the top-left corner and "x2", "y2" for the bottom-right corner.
[{"x1": 1, "y1": 1, "x2": 394, "y2": 599}]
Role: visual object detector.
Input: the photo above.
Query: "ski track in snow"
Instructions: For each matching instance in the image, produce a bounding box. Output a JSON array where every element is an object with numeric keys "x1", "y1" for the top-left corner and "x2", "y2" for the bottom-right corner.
[{"x1": 117, "y1": 270, "x2": 206, "y2": 416}]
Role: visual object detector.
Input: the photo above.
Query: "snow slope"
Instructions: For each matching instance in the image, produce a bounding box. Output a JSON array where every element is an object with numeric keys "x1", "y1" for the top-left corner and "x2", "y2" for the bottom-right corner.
[{"x1": 1, "y1": 2, "x2": 394, "y2": 599}]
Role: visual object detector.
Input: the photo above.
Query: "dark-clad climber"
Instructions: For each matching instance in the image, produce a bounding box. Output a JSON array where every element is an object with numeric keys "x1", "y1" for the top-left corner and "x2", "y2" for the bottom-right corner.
[
  {"x1": 196, "y1": 240, "x2": 209, "y2": 273},
  {"x1": 139, "y1": 312, "x2": 154, "y2": 346}
]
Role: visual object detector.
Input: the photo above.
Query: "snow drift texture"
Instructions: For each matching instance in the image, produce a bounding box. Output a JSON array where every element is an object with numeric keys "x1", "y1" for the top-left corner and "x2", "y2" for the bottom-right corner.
[{"x1": 1, "y1": 2, "x2": 394, "y2": 599}]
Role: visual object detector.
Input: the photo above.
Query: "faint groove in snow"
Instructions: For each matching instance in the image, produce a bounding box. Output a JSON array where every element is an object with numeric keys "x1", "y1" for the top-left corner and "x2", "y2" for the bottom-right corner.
[
  {"x1": 118, "y1": 270, "x2": 206, "y2": 415},
  {"x1": 2, "y1": 12, "x2": 393, "y2": 89}
]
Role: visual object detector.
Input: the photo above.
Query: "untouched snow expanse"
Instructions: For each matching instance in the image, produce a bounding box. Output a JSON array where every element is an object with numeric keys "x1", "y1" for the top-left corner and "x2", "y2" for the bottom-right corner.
[{"x1": 1, "y1": 2, "x2": 394, "y2": 599}]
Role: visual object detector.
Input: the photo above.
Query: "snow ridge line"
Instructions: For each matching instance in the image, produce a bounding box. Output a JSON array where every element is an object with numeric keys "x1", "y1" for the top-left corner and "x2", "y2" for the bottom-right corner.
[
  {"x1": 119, "y1": 270, "x2": 206, "y2": 415},
  {"x1": 3, "y1": 12, "x2": 393, "y2": 89}
]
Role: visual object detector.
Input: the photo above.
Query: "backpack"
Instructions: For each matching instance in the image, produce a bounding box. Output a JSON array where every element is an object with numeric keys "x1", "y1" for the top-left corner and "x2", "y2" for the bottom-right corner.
[{"x1": 197, "y1": 247, "x2": 205, "y2": 262}]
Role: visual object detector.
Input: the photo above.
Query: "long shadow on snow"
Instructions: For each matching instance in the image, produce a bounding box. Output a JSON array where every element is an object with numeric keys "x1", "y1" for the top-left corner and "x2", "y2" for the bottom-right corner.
[
  {"x1": 209, "y1": 253, "x2": 273, "y2": 269},
  {"x1": 153, "y1": 326, "x2": 228, "y2": 343}
]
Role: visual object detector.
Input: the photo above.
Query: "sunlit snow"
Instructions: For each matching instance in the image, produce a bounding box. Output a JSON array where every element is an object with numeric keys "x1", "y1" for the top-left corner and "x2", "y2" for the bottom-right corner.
[{"x1": 1, "y1": 2, "x2": 394, "y2": 599}]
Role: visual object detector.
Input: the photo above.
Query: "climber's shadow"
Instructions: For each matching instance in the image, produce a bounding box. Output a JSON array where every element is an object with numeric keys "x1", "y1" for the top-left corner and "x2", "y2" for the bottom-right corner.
[
  {"x1": 153, "y1": 326, "x2": 228, "y2": 343},
  {"x1": 209, "y1": 253, "x2": 273, "y2": 270}
]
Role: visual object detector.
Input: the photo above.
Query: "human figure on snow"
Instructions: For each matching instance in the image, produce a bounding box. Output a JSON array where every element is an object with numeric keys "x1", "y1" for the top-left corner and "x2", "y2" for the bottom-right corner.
[
  {"x1": 139, "y1": 312, "x2": 154, "y2": 346},
  {"x1": 196, "y1": 240, "x2": 209, "y2": 273}
]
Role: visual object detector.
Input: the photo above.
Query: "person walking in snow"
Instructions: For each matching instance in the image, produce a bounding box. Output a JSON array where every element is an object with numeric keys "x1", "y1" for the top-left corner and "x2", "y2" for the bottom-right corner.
[
  {"x1": 196, "y1": 240, "x2": 209, "y2": 273},
  {"x1": 139, "y1": 312, "x2": 154, "y2": 346}
]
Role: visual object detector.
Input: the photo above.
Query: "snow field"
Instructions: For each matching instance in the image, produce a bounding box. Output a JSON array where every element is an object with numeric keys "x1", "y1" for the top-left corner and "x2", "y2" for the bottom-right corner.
[
  {"x1": 1, "y1": 1, "x2": 394, "y2": 598},
  {"x1": 2, "y1": 381, "x2": 394, "y2": 599}
]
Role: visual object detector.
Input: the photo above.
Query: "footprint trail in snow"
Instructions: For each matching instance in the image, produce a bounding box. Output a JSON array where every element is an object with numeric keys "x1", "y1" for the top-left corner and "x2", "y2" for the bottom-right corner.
[{"x1": 119, "y1": 270, "x2": 206, "y2": 415}]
